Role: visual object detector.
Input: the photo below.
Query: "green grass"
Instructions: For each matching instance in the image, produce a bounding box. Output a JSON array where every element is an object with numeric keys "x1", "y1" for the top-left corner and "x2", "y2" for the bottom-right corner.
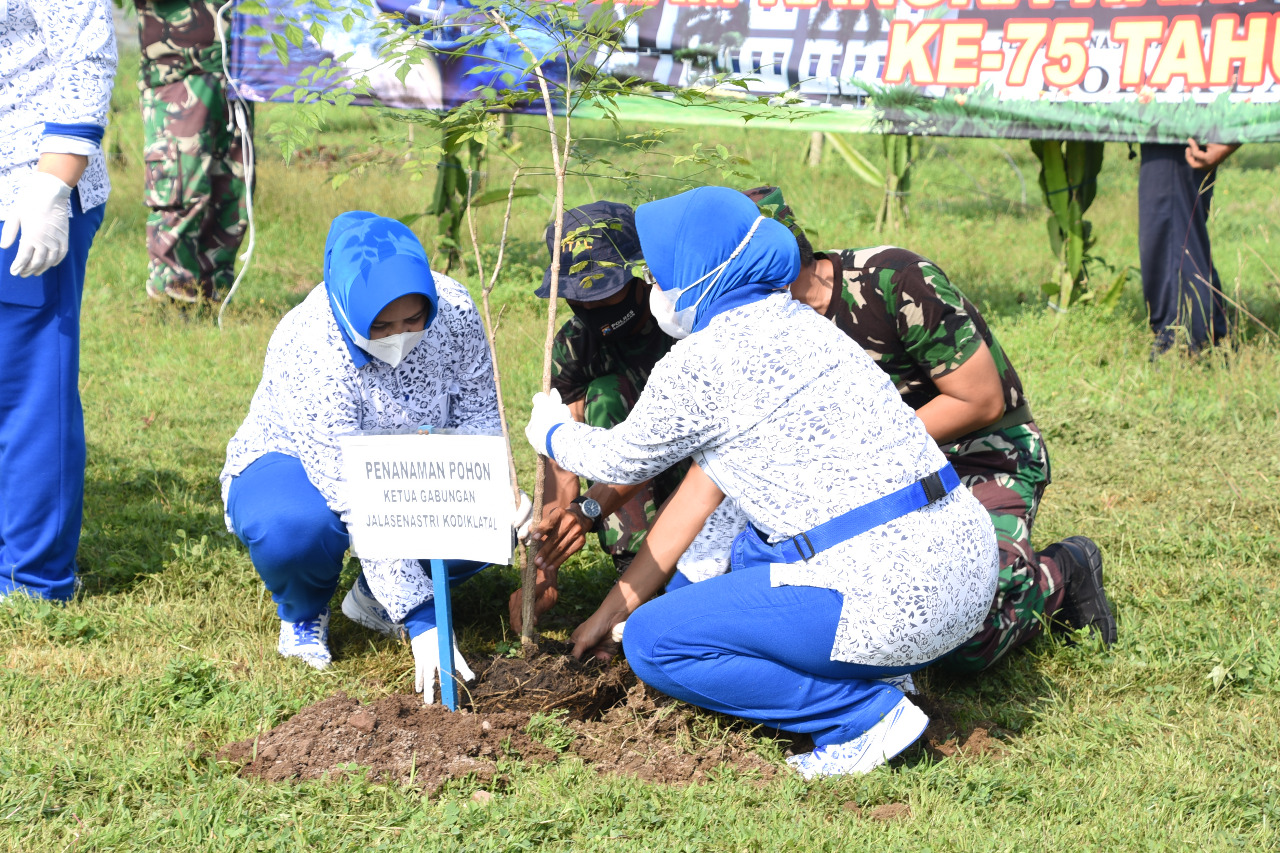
[{"x1": 1, "y1": 65, "x2": 1278, "y2": 851}]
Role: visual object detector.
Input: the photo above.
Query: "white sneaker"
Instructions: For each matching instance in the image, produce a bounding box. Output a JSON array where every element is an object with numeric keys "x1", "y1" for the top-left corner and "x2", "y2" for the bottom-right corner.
[
  {"x1": 787, "y1": 696, "x2": 929, "y2": 779},
  {"x1": 278, "y1": 609, "x2": 332, "y2": 670},
  {"x1": 878, "y1": 672, "x2": 917, "y2": 695},
  {"x1": 341, "y1": 573, "x2": 406, "y2": 639}
]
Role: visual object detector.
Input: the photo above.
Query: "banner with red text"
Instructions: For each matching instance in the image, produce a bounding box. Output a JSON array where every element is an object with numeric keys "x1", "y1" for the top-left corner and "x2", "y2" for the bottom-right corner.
[{"x1": 230, "y1": 0, "x2": 1280, "y2": 142}]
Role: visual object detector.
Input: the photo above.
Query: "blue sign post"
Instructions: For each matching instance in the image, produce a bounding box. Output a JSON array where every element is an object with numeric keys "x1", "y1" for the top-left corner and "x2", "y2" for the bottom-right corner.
[{"x1": 430, "y1": 558, "x2": 459, "y2": 711}]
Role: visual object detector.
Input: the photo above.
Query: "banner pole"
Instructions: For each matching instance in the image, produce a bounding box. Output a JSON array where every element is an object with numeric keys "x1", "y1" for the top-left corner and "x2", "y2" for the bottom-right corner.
[{"x1": 431, "y1": 559, "x2": 458, "y2": 711}]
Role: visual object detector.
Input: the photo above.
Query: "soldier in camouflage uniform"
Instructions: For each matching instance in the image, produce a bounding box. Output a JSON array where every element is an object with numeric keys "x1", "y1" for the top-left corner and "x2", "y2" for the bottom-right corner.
[
  {"x1": 136, "y1": 0, "x2": 250, "y2": 303},
  {"x1": 746, "y1": 186, "x2": 1116, "y2": 672},
  {"x1": 509, "y1": 201, "x2": 688, "y2": 631}
]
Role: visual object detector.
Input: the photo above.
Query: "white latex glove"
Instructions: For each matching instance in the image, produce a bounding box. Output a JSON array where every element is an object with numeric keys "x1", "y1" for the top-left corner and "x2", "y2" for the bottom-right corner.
[
  {"x1": 1, "y1": 172, "x2": 73, "y2": 278},
  {"x1": 513, "y1": 489, "x2": 533, "y2": 543},
  {"x1": 412, "y1": 627, "x2": 476, "y2": 705},
  {"x1": 524, "y1": 389, "x2": 573, "y2": 457}
]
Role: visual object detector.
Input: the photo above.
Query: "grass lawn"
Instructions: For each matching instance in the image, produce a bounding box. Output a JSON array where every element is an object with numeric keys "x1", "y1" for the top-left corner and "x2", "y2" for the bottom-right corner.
[{"x1": 1, "y1": 66, "x2": 1278, "y2": 851}]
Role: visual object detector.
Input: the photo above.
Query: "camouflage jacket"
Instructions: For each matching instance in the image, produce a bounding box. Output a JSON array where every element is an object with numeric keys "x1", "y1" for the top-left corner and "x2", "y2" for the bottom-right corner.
[
  {"x1": 135, "y1": 1, "x2": 227, "y2": 87},
  {"x1": 823, "y1": 246, "x2": 1027, "y2": 418},
  {"x1": 550, "y1": 315, "x2": 675, "y2": 406}
]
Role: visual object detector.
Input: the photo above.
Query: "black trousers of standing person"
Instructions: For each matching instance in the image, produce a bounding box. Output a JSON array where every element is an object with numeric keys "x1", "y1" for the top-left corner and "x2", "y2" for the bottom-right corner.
[{"x1": 1138, "y1": 143, "x2": 1229, "y2": 354}]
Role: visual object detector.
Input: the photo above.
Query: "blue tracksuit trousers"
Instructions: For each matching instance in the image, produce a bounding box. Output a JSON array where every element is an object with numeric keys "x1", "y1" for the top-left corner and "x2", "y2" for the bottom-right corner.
[
  {"x1": 226, "y1": 452, "x2": 486, "y2": 622},
  {"x1": 624, "y1": 564, "x2": 926, "y2": 748},
  {"x1": 0, "y1": 193, "x2": 103, "y2": 601}
]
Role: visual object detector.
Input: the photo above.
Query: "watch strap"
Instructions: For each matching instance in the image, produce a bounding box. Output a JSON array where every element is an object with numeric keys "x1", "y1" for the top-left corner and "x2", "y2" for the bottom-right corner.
[{"x1": 571, "y1": 496, "x2": 605, "y2": 534}]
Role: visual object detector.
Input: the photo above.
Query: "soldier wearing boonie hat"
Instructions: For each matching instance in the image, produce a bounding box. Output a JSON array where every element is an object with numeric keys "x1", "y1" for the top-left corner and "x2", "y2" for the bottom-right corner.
[{"x1": 510, "y1": 201, "x2": 689, "y2": 631}]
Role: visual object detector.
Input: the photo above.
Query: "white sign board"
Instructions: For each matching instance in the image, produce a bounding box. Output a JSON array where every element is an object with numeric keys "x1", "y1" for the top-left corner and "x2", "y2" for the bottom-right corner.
[{"x1": 340, "y1": 433, "x2": 513, "y2": 565}]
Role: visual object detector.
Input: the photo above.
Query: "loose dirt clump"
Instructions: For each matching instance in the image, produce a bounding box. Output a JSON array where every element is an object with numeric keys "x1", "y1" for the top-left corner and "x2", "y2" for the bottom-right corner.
[
  {"x1": 469, "y1": 639, "x2": 632, "y2": 720},
  {"x1": 913, "y1": 693, "x2": 1007, "y2": 760},
  {"x1": 218, "y1": 693, "x2": 557, "y2": 795},
  {"x1": 568, "y1": 681, "x2": 787, "y2": 786}
]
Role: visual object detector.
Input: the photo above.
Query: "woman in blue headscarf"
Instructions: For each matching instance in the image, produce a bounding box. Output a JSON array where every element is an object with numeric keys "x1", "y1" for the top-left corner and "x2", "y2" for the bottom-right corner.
[
  {"x1": 524, "y1": 187, "x2": 1000, "y2": 777},
  {"x1": 220, "y1": 211, "x2": 512, "y2": 702}
]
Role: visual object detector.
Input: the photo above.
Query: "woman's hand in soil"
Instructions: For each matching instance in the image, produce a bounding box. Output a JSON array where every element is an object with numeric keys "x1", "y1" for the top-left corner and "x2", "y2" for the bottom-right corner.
[
  {"x1": 571, "y1": 605, "x2": 627, "y2": 661},
  {"x1": 508, "y1": 567, "x2": 559, "y2": 634}
]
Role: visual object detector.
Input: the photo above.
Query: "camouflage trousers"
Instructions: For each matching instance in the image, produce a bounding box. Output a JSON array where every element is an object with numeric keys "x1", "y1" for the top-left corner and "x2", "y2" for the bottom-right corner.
[
  {"x1": 140, "y1": 72, "x2": 251, "y2": 300},
  {"x1": 581, "y1": 373, "x2": 687, "y2": 558},
  {"x1": 937, "y1": 422, "x2": 1067, "y2": 674}
]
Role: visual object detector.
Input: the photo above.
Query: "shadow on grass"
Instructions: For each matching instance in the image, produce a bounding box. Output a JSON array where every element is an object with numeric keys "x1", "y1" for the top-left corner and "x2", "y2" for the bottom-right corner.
[{"x1": 78, "y1": 451, "x2": 230, "y2": 595}]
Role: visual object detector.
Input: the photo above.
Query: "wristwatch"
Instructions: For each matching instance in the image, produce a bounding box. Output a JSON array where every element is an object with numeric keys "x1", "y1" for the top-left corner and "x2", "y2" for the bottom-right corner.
[{"x1": 570, "y1": 495, "x2": 605, "y2": 534}]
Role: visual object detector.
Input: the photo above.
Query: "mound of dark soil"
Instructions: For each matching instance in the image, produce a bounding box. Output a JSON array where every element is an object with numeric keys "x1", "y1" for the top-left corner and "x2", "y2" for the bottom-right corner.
[
  {"x1": 468, "y1": 639, "x2": 632, "y2": 720},
  {"x1": 218, "y1": 644, "x2": 787, "y2": 793},
  {"x1": 217, "y1": 693, "x2": 558, "y2": 794},
  {"x1": 217, "y1": 649, "x2": 1004, "y2": 794}
]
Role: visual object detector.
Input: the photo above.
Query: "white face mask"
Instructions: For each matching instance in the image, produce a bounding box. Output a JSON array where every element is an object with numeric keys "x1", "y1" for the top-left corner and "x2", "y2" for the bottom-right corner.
[
  {"x1": 359, "y1": 329, "x2": 425, "y2": 368},
  {"x1": 332, "y1": 296, "x2": 426, "y2": 368},
  {"x1": 649, "y1": 275, "x2": 711, "y2": 340},
  {"x1": 646, "y1": 215, "x2": 767, "y2": 340}
]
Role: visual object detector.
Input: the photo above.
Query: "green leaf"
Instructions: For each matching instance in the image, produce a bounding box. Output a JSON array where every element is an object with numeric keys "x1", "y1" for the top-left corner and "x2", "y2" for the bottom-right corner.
[
  {"x1": 1046, "y1": 215, "x2": 1064, "y2": 259},
  {"x1": 823, "y1": 133, "x2": 882, "y2": 187},
  {"x1": 1096, "y1": 265, "x2": 1133, "y2": 313},
  {"x1": 468, "y1": 187, "x2": 540, "y2": 207},
  {"x1": 284, "y1": 23, "x2": 305, "y2": 47}
]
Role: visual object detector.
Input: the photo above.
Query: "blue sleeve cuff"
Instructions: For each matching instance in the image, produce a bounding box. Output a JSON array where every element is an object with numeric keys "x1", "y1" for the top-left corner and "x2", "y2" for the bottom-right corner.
[
  {"x1": 403, "y1": 601, "x2": 437, "y2": 639},
  {"x1": 42, "y1": 122, "x2": 105, "y2": 145},
  {"x1": 545, "y1": 422, "x2": 564, "y2": 460}
]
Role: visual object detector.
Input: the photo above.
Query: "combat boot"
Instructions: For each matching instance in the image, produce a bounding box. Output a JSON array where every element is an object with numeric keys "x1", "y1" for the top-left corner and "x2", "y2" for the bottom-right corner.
[{"x1": 1044, "y1": 535, "x2": 1116, "y2": 646}]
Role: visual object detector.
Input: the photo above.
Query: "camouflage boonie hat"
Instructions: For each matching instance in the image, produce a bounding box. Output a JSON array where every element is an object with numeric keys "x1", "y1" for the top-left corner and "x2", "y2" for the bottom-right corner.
[
  {"x1": 537, "y1": 201, "x2": 644, "y2": 301},
  {"x1": 742, "y1": 186, "x2": 804, "y2": 241}
]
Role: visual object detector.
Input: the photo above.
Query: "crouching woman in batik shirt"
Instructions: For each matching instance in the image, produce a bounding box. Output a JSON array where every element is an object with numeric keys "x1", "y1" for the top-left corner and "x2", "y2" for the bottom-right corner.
[
  {"x1": 220, "y1": 212, "x2": 516, "y2": 703},
  {"x1": 523, "y1": 187, "x2": 1000, "y2": 778}
]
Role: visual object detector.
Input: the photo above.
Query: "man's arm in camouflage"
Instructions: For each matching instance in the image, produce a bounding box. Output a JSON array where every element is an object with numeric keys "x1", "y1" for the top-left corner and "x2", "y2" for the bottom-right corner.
[{"x1": 892, "y1": 258, "x2": 1006, "y2": 443}]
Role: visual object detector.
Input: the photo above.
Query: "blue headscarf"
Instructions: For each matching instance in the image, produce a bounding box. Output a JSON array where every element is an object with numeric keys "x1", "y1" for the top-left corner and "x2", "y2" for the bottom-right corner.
[
  {"x1": 635, "y1": 187, "x2": 799, "y2": 335},
  {"x1": 323, "y1": 211, "x2": 438, "y2": 368}
]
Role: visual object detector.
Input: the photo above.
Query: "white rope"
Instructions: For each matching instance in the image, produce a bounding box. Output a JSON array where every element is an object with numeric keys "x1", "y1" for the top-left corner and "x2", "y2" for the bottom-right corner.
[{"x1": 216, "y1": 0, "x2": 257, "y2": 329}]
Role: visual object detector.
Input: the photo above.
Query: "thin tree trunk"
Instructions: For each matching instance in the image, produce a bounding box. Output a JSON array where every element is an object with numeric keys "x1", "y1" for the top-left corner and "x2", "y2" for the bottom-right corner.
[{"x1": 489, "y1": 13, "x2": 571, "y2": 646}]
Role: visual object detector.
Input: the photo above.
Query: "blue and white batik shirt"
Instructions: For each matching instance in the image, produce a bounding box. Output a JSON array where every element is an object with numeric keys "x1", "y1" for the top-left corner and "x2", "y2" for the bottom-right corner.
[
  {"x1": 0, "y1": 0, "x2": 116, "y2": 214},
  {"x1": 221, "y1": 275, "x2": 501, "y2": 622},
  {"x1": 550, "y1": 292, "x2": 1000, "y2": 667}
]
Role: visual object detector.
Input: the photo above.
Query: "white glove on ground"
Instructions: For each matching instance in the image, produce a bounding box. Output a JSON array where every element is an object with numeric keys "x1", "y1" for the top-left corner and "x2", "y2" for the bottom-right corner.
[
  {"x1": 513, "y1": 489, "x2": 533, "y2": 543},
  {"x1": 1, "y1": 172, "x2": 73, "y2": 278},
  {"x1": 525, "y1": 389, "x2": 573, "y2": 456},
  {"x1": 412, "y1": 627, "x2": 476, "y2": 705}
]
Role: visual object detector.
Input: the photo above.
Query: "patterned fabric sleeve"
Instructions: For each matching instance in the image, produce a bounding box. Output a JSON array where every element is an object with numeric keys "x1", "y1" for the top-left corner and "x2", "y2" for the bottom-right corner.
[
  {"x1": 435, "y1": 276, "x2": 501, "y2": 433},
  {"x1": 549, "y1": 342, "x2": 722, "y2": 486},
  {"x1": 259, "y1": 324, "x2": 364, "y2": 517},
  {"x1": 30, "y1": 0, "x2": 117, "y2": 129},
  {"x1": 893, "y1": 258, "x2": 984, "y2": 381}
]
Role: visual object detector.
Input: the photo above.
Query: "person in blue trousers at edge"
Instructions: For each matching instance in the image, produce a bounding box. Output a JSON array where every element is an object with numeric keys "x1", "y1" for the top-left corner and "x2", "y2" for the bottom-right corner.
[
  {"x1": 220, "y1": 211, "x2": 530, "y2": 703},
  {"x1": 524, "y1": 187, "x2": 1002, "y2": 778},
  {"x1": 0, "y1": 0, "x2": 118, "y2": 604}
]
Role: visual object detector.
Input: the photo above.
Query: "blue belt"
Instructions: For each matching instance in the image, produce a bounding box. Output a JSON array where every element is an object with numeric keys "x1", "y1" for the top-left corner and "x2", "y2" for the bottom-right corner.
[{"x1": 730, "y1": 464, "x2": 962, "y2": 568}]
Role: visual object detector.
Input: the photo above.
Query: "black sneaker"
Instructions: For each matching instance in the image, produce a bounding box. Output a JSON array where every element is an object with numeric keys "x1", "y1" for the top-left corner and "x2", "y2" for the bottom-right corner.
[{"x1": 1044, "y1": 535, "x2": 1116, "y2": 646}]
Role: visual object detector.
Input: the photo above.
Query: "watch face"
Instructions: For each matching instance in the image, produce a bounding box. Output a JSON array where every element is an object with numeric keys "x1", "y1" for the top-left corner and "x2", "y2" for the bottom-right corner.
[{"x1": 580, "y1": 497, "x2": 602, "y2": 518}]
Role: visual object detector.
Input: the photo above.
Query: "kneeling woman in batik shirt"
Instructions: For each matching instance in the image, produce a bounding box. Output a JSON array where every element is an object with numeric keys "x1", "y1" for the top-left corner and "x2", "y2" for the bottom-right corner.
[
  {"x1": 220, "y1": 212, "x2": 506, "y2": 702},
  {"x1": 524, "y1": 187, "x2": 1000, "y2": 778}
]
